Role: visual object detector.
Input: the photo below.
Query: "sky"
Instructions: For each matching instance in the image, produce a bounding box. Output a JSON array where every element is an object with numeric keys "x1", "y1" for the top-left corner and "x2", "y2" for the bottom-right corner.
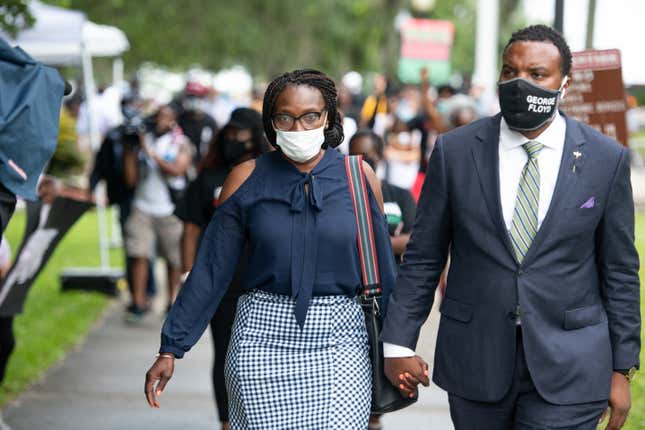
[{"x1": 522, "y1": 0, "x2": 645, "y2": 84}]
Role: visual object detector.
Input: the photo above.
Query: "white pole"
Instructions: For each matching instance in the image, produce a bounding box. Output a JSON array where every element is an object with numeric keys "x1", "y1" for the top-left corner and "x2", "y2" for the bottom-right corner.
[
  {"x1": 110, "y1": 57, "x2": 125, "y2": 248},
  {"x1": 113, "y1": 57, "x2": 124, "y2": 86},
  {"x1": 81, "y1": 43, "x2": 110, "y2": 270},
  {"x1": 473, "y1": 0, "x2": 500, "y2": 114}
]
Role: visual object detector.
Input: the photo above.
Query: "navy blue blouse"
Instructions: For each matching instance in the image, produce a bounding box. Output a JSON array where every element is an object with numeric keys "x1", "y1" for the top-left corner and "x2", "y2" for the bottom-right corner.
[{"x1": 160, "y1": 149, "x2": 397, "y2": 358}]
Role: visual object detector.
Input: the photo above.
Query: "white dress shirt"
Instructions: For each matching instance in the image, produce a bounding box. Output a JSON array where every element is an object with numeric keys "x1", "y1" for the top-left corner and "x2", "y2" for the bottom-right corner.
[{"x1": 383, "y1": 113, "x2": 567, "y2": 358}]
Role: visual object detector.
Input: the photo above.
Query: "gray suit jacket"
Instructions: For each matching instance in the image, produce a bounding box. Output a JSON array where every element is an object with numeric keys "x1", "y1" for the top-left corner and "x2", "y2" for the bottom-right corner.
[{"x1": 381, "y1": 113, "x2": 641, "y2": 405}]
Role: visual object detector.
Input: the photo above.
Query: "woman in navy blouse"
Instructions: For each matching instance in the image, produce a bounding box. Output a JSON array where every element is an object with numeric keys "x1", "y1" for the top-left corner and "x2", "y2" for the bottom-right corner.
[{"x1": 145, "y1": 69, "x2": 397, "y2": 429}]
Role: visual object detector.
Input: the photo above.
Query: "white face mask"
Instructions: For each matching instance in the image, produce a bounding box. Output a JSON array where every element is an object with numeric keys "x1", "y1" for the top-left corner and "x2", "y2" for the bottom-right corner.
[{"x1": 274, "y1": 114, "x2": 327, "y2": 163}]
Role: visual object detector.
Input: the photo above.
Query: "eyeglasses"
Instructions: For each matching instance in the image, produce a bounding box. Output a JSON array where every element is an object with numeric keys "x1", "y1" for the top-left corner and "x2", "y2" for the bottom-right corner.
[{"x1": 272, "y1": 111, "x2": 326, "y2": 131}]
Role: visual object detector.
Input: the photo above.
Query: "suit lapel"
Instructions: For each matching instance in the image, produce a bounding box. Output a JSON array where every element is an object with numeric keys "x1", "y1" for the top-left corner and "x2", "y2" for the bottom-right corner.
[
  {"x1": 471, "y1": 114, "x2": 519, "y2": 263},
  {"x1": 521, "y1": 116, "x2": 587, "y2": 264}
]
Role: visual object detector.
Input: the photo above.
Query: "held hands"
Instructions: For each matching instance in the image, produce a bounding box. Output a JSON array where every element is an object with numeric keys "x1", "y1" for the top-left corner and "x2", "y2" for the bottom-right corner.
[
  {"x1": 384, "y1": 356, "x2": 430, "y2": 399},
  {"x1": 144, "y1": 354, "x2": 175, "y2": 408},
  {"x1": 600, "y1": 372, "x2": 631, "y2": 430}
]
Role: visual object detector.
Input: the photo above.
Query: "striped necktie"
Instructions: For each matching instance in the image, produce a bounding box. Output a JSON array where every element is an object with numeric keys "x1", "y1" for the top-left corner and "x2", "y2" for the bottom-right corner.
[{"x1": 509, "y1": 141, "x2": 544, "y2": 262}]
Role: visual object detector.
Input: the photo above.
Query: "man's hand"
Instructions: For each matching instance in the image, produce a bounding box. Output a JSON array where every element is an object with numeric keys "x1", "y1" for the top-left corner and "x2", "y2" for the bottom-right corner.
[
  {"x1": 384, "y1": 356, "x2": 430, "y2": 399},
  {"x1": 601, "y1": 372, "x2": 631, "y2": 430},
  {"x1": 144, "y1": 355, "x2": 175, "y2": 408}
]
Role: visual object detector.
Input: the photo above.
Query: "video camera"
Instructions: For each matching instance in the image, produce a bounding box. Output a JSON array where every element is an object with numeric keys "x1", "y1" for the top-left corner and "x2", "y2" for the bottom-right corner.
[{"x1": 118, "y1": 107, "x2": 150, "y2": 146}]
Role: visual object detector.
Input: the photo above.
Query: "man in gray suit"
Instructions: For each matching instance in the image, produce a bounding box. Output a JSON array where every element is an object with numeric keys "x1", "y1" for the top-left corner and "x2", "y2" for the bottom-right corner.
[{"x1": 381, "y1": 25, "x2": 640, "y2": 429}]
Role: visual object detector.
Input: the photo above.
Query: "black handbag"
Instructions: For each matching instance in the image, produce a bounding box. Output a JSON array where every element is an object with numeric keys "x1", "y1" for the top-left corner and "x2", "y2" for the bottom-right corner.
[{"x1": 345, "y1": 155, "x2": 417, "y2": 414}]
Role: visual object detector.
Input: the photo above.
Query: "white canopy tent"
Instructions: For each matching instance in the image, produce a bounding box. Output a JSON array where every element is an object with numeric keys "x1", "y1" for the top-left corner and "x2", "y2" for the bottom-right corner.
[
  {"x1": 1, "y1": 0, "x2": 130, "y2": 270},
  {"x1": 0, "y1": 1, "x2": 86, "y2": 65},
  {"x1": 2, "y1": 1, "x2": 130, "y2": 81}
]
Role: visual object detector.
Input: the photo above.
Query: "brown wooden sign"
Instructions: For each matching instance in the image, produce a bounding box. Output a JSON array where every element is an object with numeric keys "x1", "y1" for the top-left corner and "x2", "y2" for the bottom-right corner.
[{"x1": 560, "y1": 49, "x2": 628, "y2": 146}]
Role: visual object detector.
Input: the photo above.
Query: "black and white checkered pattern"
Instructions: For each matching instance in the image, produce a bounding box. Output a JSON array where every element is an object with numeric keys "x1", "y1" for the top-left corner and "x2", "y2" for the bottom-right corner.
[{"x1": 225, "y1": 290, "x2": 371, "y2": 429}]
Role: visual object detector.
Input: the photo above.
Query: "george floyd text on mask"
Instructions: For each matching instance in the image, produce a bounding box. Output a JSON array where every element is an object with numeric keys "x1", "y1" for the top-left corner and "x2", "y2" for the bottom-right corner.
[{"x1": 498, "y1": 77, "x2": 568, "y2": 132}]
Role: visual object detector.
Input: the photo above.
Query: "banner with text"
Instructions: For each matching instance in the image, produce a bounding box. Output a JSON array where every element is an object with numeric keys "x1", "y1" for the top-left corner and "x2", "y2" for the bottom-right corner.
[{"x1": 397, "y1": 18, "x2": 454, "y2": 85}]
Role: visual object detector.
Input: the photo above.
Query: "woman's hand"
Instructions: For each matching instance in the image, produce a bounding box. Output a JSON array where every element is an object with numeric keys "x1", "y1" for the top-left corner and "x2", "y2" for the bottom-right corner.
[
  {"x1": 144, "y1": 355, "x2": 175, "y2": 408},
  {"x1": 384, "y1": 355, "x2": 430, "y2": 398}
]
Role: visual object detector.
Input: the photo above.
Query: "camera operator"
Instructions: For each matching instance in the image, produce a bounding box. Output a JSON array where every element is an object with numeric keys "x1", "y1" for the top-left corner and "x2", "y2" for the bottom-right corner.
[
  {"x1": 89, "y1": 95, "x2": 158, "y2": 306},
  {"x1": 123, "y1": 105, "x2": 192, "y2": 321}
]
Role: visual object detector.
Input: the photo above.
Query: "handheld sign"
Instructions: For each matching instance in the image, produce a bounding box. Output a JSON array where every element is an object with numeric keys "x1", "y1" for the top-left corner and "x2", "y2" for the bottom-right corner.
[
  {"x1": 0, "y1": 198, "x2": 91, "y2": 316},
  {"x1": 397, "y1": 18, "x2": 454, "y2": 85}
]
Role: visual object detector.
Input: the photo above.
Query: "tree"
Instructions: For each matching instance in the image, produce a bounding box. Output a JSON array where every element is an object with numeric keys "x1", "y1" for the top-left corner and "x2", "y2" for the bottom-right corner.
[
  {"x1": 43, "y1": 0, "x2": 522, "y2": 82},
  {"x1": 0, "y1": 0, "x2": 34, "y2": 38}
]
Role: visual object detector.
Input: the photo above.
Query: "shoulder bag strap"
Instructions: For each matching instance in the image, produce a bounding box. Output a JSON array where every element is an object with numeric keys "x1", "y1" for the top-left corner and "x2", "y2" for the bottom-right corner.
[{"x1": 344, "y1": 155, "x2": 381, "y2": 297}]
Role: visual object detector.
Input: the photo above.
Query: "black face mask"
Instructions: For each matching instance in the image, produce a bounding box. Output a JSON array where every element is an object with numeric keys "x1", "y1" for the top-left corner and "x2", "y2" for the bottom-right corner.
[
  {"x1": 498, "y1": 78, "x2": 564, "y2": 132},
  {"x1": 221, "y1": 138, "x2": 250, "y2": 166}
]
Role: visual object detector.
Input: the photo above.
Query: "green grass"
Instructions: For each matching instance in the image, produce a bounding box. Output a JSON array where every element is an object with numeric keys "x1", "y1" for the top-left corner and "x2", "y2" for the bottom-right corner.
[
  {"x1": 0, "y1": 208, "x2": 121, "y2": 407},
  {"x1": 626, "y1": 212, "x2": 645, "y2": 429}
]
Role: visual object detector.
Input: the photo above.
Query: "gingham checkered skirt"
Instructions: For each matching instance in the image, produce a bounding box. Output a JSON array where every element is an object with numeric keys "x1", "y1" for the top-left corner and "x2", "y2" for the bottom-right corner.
[{"x1": 225, "y1": 290, "x2": 371, "y2": 429}]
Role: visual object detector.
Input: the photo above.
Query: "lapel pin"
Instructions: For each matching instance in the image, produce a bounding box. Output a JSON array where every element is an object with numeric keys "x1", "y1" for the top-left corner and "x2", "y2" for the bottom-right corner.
[{"x1": 572, "y1": 151, "x2": 582, "y2": 173}]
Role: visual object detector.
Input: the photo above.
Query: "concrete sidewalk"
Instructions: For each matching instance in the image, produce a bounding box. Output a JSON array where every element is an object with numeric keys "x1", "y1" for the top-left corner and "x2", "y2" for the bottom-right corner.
[{"x1": 1, "y1": 294, "x2": 452, "y2": 429}]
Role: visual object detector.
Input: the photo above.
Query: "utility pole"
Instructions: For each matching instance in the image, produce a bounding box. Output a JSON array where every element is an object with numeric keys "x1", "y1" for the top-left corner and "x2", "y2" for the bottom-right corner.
[
  {"x1": 586, "y1": 0, "x2": 597, "y2": 49},
  {"x1": 554, "y1": 0, "x2": 565, "y2": 33},
  {"x1": 473, "y1": 0, "x2": 499, "y2": 112}
]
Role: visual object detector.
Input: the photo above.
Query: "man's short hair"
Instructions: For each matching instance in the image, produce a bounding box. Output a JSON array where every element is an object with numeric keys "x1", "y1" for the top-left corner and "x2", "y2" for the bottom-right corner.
[{"x1": 504, "y1": 24, "x2": 573, "y2": 77}]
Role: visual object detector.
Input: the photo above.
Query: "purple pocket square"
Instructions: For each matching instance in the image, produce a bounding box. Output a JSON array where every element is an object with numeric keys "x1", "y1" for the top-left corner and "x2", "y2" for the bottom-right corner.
[{"x1": 580, "y1": 197, "x2": 595, "y2": 209}]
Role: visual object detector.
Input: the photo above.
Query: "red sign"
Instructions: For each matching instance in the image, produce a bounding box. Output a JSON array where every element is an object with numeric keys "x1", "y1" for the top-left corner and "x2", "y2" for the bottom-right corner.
[
  {"x1": 398, "y1": 19, "x2": 454, "y2": 84},
  {"x1": 560, "y1": 49, "x2": 628, "y2": 146}
]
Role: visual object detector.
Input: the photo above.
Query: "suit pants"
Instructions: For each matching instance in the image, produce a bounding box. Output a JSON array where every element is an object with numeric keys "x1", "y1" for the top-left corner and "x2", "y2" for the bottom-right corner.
[{"x1": 448, "y1": 329, "x2": 607, "y2": 430}]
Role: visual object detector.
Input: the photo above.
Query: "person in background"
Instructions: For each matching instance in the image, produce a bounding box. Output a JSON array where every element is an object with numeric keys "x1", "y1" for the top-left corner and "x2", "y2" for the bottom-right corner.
[
  {"x1": 49, "y1": 94, "x2": 87, "y2": 186},
  {"x1": 145, "y1": 69, "x2": 396, "y2": 429},
  {"x1": 350, "y1": 130, "x2": 416, "y2": 264},
  {"x1": 206, "y1": 87, "x2": 238, "y2": 130},
  {"x1": 450, "y1": 105, "x2": 478, "y2": 130},
  {"x1": 336, "y1": 85, "x2": 358, "y2": 154},
  {"x1": 360, "y1": 73, "x2": 389, "y2": 136},
  {"x1": 174, "y1": 108, "x2": 269, "y2": 430},
  {"x1": 89, "y1": 95, "x2": 157, "y2": 307},
  {"x1": 123, "y1": 105, "x2": 192, "y2": 321},
  {"x1": 383, "y1": 118, "x2": 422, "y2": 190},
  {"x1": 338, "y1": 84, "x2": 360, "y2": 124},
  {"x1": 408, "y1": 67, "x2": 448, "y2": 198},
  {"x1": 249, "y1": 84, "x2": 266, "y2": 113},
  {"x1": 626, "y1": 95, "x2": 639, "y2": 139},
  {"x1": 177, "y1": 81, "x2": 218, "y2": 165}
]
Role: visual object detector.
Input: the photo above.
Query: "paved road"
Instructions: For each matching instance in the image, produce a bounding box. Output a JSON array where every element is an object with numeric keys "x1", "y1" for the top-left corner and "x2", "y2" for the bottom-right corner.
[{"x1": 1, "y1": 291, "x2": 452, "y2": 429}]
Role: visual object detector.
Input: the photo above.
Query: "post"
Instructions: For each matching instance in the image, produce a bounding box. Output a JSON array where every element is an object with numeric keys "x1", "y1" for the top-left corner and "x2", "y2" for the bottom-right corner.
[
  {"x1": 554, "y1": 0, "x2": 564, "y2": 33},
  {"x1": 81, "y1": 43, "x2": 110, "y2": 270},
  {"x1": 112, "y1": 57, "x2": 124, "y2": 86},
  {"x1": 586, "y1": 0, "x2": 597, "y2": 49},
  {"x1": 473, "y1": 0, "x2": 500, "y2": 113}
]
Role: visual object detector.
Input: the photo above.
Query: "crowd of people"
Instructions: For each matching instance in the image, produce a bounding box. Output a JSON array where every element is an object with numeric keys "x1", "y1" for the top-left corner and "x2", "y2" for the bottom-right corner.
[
  {"x1": 78, "y1": 64, "x2": 482, "y2": 430},
  {"x1": 1, "y1": 22, "x2": 637, "y2": 430}
]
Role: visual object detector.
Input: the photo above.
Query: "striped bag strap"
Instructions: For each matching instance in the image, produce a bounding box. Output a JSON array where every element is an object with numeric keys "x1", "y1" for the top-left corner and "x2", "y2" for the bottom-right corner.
[{"x1": 344, "y1": 155, "x2": 382, "y2": 297}]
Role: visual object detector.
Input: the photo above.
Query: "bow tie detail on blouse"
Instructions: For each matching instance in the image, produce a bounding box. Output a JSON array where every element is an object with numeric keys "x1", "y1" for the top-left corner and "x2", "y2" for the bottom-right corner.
[
  {"x1": 290, "y1": 171, "x2": 323, "y2": 327},
  {"x1": 290, "y1": 172, "x2": 323, "y2": 213}
]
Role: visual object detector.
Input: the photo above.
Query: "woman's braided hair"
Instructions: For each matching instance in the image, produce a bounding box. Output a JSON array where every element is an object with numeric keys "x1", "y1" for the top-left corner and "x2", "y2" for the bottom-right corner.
[{"x1": 262, "y1": 69, "x2": 344, "y2": 149}]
